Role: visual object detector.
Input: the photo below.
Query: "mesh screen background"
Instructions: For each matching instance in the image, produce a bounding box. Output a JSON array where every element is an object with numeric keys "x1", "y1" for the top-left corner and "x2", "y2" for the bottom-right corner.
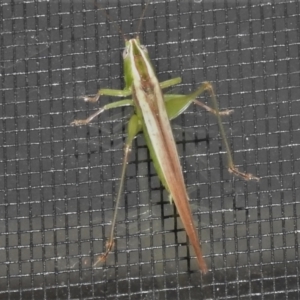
[{"x1": 1, "y1": 0, "x2": 300, "y2": 299}]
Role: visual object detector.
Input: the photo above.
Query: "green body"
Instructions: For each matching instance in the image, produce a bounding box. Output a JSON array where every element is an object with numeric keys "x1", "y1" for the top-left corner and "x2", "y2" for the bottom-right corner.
[{"x1": 71, "y1": 35, "x2": 257, "y2": 273}]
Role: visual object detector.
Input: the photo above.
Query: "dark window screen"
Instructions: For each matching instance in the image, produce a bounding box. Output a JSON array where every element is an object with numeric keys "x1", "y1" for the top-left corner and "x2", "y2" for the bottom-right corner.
[{"x1": 1, "y1": 0, "x2": 300, "y2": 299}]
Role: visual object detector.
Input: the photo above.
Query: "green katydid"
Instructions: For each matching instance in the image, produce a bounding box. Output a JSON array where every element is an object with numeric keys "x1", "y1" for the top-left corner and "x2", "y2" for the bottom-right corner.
[{"x1": 71, "y1": 1, "x2": 259, "y2": 274}]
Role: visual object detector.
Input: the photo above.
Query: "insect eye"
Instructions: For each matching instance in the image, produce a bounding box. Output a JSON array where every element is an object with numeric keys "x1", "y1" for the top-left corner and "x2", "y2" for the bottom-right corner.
[
  {"x1": 122, "y1": 47, "x2": 129, "y2": 58},
  {"x1": 140, "y1": 45, "x2": 148, "y2": 53}
]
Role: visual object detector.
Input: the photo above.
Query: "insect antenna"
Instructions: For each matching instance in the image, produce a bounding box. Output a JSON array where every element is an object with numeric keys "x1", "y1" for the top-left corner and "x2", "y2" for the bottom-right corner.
[
  {"x1": 94, "y1": 0, "x2": 127, "y2": 41},
  {"x1": 135, "y1": 0, "x2": 151, "y2": 38}
]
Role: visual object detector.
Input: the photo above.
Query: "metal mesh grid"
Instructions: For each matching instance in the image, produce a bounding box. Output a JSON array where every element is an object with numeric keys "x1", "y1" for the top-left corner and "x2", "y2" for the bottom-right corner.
[{"x1": 0, "y1": 0, "x2": 300, "y2": 299}]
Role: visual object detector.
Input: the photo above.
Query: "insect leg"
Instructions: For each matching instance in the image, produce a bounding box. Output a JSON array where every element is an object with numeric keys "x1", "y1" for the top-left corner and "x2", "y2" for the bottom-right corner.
[
  {"x1": 71, "y1": 99, "x2": 134, "y2": 126},
  {"x1": 93, "y1": 114, "x2": 142, "y2": 266}
]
